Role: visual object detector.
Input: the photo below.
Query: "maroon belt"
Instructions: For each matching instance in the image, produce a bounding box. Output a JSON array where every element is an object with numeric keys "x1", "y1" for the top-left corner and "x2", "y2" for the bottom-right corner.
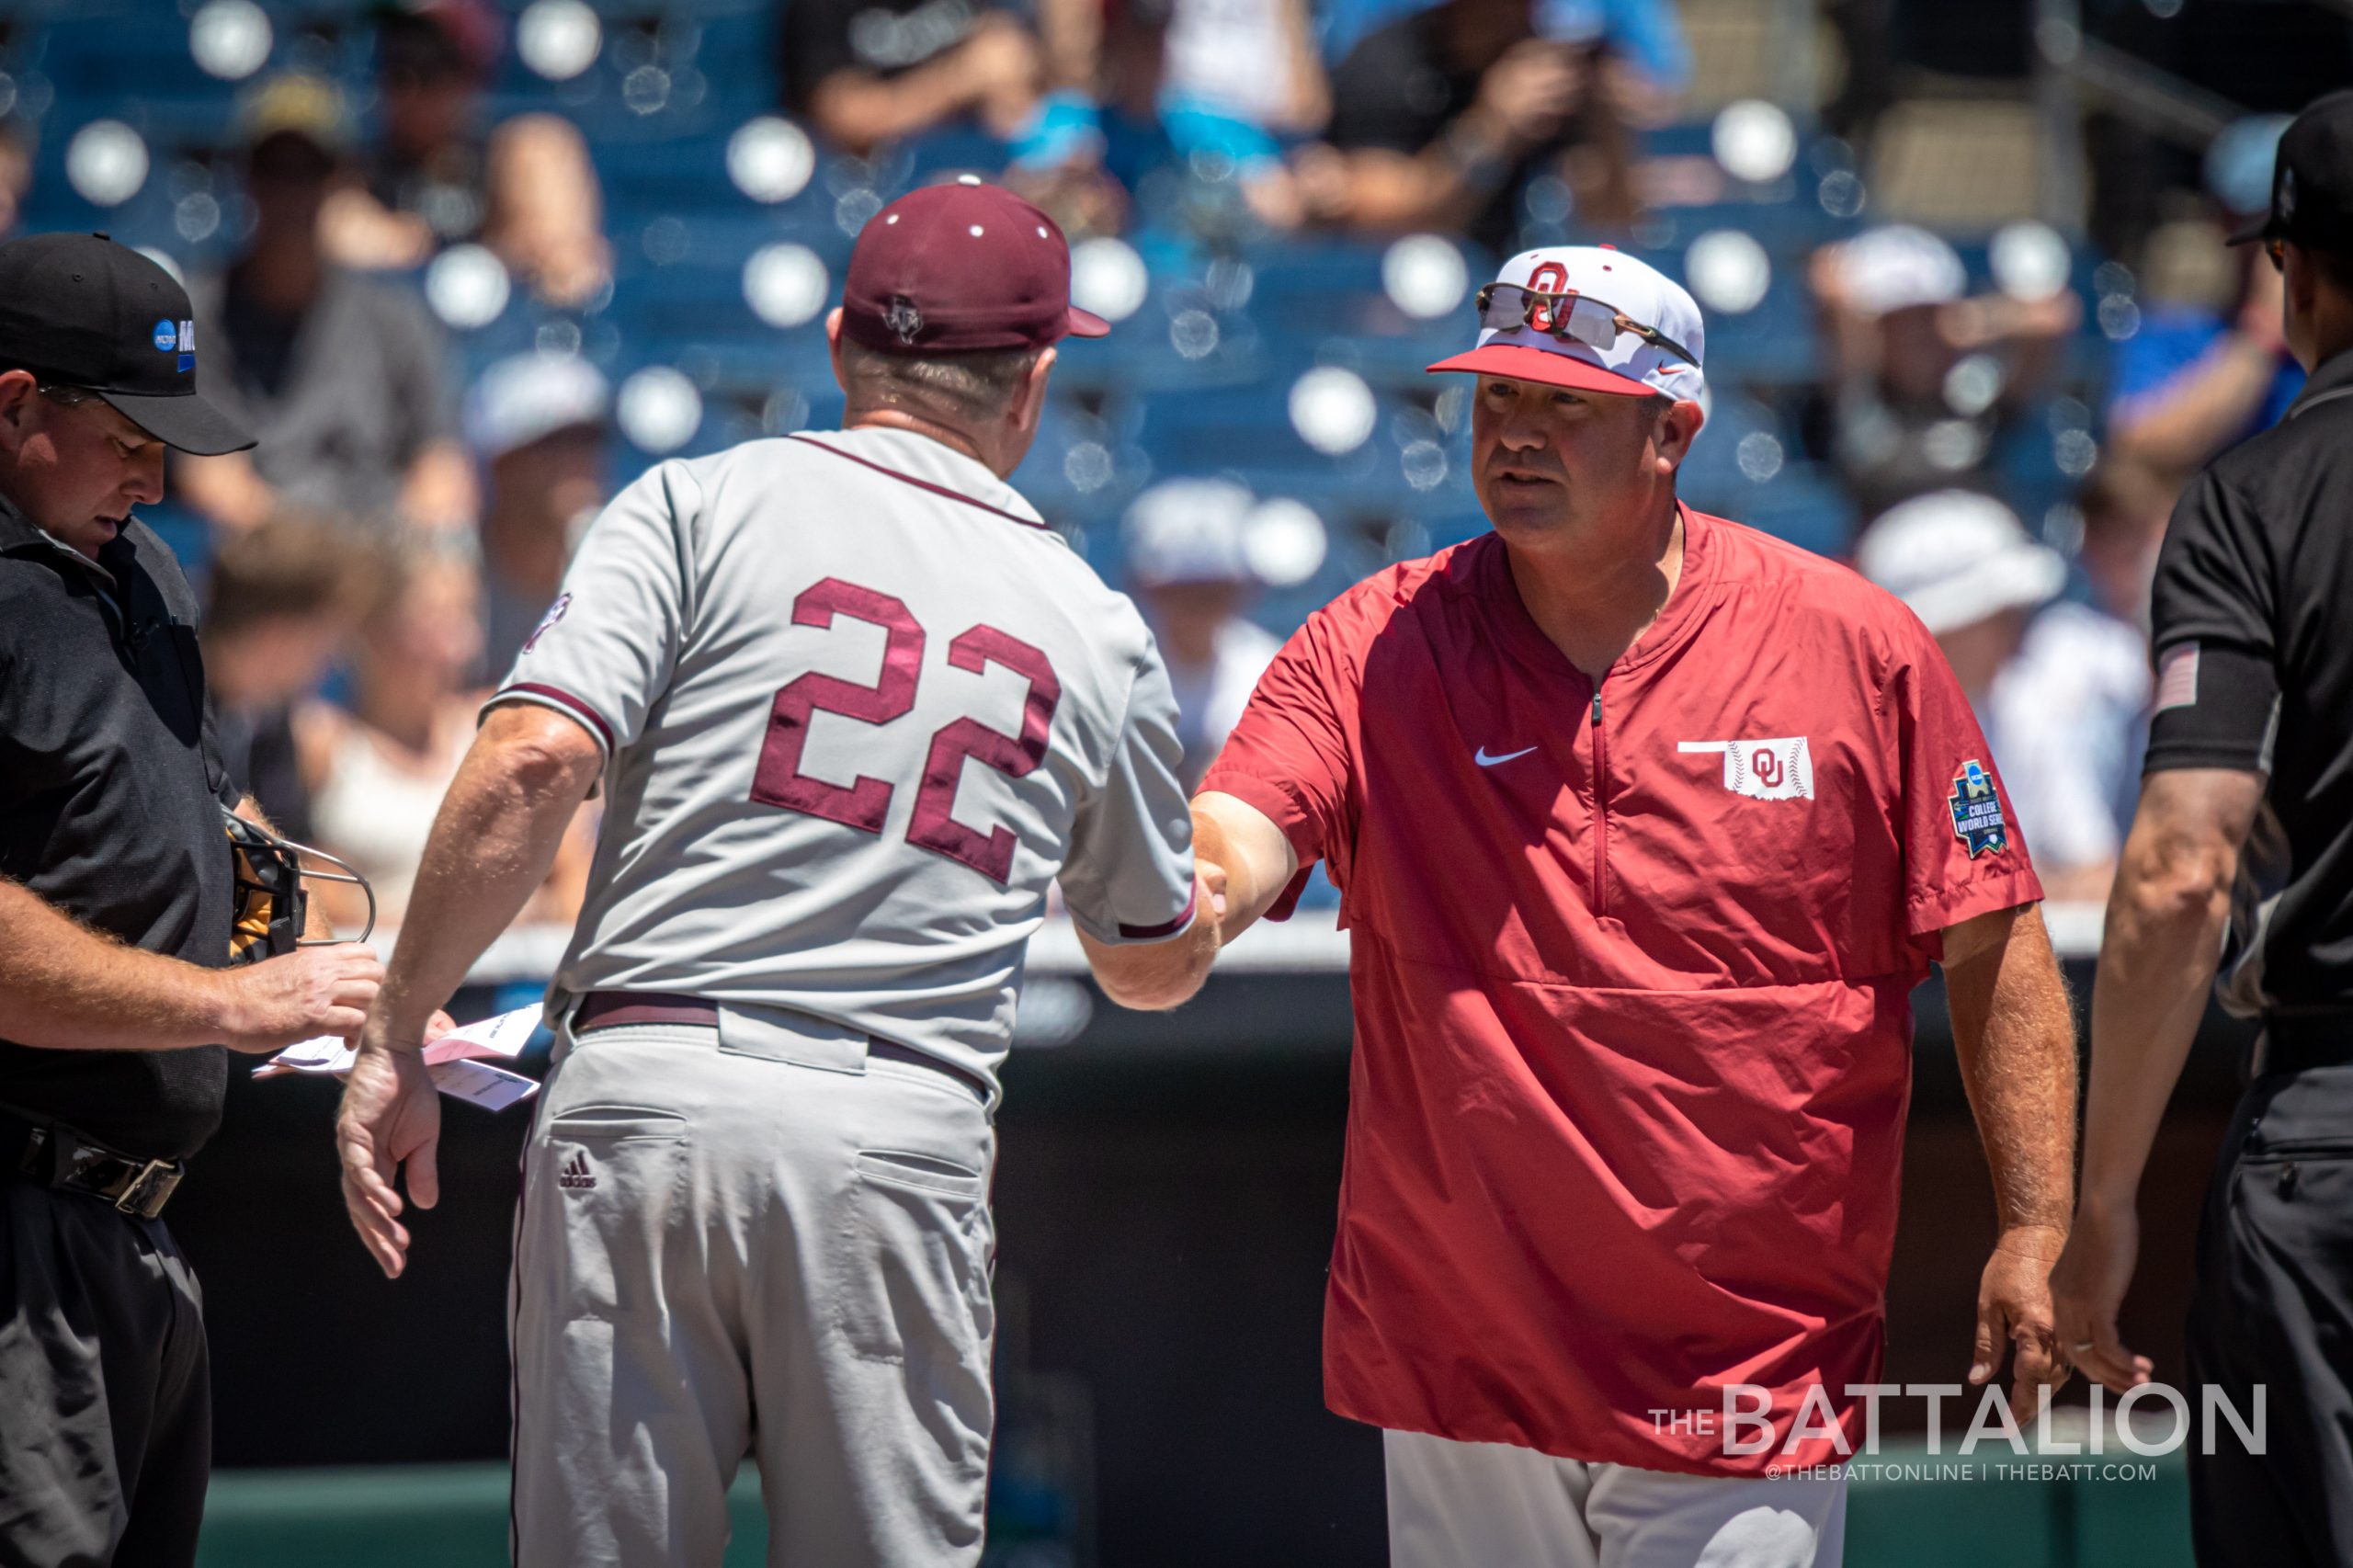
[{"x1": 572, "y1": 991, "x2": 988, "y2": 1103}]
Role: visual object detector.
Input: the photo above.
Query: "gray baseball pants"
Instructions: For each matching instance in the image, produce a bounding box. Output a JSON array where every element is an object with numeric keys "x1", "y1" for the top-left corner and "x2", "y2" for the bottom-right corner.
[
  {"x1": 510, "y1": 1011, "x2": 997, "y2": 1567},
  {"x1": 1385, "y1": 1429, "x2": 1847, "y2": 1568}
]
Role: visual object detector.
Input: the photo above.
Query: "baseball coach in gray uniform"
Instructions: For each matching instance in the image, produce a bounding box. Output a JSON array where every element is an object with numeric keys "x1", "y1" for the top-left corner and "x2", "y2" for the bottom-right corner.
[{"x1": 335, "y1": 181, "x2": 1222, "y2": 1567}]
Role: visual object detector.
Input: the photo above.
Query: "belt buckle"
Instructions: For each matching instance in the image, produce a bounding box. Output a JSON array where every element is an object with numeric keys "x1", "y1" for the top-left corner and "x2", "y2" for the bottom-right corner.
[{"x1": 113, "y1": 1158, "x2": 182, "y2": 1219}]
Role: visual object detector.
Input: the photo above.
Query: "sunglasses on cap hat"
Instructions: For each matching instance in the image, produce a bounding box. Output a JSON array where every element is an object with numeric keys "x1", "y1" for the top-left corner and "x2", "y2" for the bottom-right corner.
[{"x1": 1473, "y1": 281, "x2": 1699, "y2": 369}]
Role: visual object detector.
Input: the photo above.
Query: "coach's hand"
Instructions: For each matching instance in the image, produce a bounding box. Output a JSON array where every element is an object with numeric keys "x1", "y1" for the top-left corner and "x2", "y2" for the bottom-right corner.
[
  {"x1": 2051, "y1": 1199, "x2": 2157, "y2": 1396},
  {"x1": 336, "y1": 1012, "x2": 449, "y2": 1279},
  {"x1": 212, "y1": 944, "x2": 386, "y2": 1053},
  {"x1": 1971, "y1": 1223, "x2": 2071, "y2": 1424}
]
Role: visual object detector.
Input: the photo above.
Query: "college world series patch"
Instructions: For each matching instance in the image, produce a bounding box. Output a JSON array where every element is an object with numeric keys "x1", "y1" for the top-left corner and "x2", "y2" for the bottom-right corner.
[{"x1": 1947, "y1": 759, "x2": 2008, "y2": 858}]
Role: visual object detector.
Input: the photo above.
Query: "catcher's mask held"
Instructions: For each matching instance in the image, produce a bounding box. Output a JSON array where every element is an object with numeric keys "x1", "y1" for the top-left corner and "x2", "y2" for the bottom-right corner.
[{"x1": 224, "y1": 809, "x2": 376, "y2": 962}]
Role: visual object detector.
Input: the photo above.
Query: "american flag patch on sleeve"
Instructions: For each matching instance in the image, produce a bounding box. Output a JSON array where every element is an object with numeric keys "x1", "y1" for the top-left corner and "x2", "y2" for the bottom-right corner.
[{"x1": 2154, "y1": 642, "x2": 2200, "y2": 712}]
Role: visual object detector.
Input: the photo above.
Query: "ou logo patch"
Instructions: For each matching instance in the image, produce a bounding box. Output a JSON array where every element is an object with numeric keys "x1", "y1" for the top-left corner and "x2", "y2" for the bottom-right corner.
[
  {"x1": 1677, "y1": 737, "x2": 1814, "y2": 801},
  {"x1": 1525, "y1": 259, "x2": 1569, "y2": 331}
]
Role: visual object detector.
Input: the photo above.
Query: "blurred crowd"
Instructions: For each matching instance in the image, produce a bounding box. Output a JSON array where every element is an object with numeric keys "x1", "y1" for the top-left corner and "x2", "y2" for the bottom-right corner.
[{"x1": 0, "y1": 0, "x2": 2330, "y2": 921}]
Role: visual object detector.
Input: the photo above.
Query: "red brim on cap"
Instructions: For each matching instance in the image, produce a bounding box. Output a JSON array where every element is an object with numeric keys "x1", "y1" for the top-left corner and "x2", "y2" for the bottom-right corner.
[
  {"x1": 1066, "y1": 306, "x2": 1110, "y2": 339},
  {"x1": 1426, "y1": 343, "x2": 1656, "y2": 395}
]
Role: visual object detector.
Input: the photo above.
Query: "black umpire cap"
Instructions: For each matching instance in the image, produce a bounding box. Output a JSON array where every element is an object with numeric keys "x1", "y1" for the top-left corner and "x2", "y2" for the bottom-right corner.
[
  {"x1": 0, "y1": 233, "x2": 254, "y2": 455},
  {"x1": 2232, "y1": 89, "x2": 2353, "y2": 252}
]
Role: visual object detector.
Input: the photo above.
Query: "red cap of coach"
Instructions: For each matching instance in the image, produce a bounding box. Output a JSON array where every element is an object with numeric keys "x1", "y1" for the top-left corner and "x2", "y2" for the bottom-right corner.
[{"x1": 841, "y1": 179, "x2": 1109, "y2": 355}]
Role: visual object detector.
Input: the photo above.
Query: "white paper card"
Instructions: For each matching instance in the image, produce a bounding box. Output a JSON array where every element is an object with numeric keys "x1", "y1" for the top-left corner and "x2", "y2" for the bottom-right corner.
[
  {"x1": 256, "y1": 1036, "x2": 357, "y2": 1077},
  {"x1": 256, "y1": 1004, "x2": 545, "y2": 1112},
  {"x1": 424, "y1": 1004, "x2": 542, "y2": 1064},
  {"x1": 427, "y1": 1058, "x2": 540, "y2": 1112}
]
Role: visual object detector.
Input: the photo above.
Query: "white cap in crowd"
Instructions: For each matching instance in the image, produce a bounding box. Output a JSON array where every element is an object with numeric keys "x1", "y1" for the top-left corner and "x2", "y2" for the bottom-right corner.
[
  {"x1": 1855, "y1": 490, "x2": 2065, "y2": 635},
  {"x1": 465, "y1": 352, "x2": 611, "y2": 460},
  {"x1": 1123, "y1": 478, "x2": 1258, "y2": 588},
  {"x1": 1831, "y1": 225, "x2": 1968, "y2": 318},
  {"x1": 1427, "y1": 244, "x2": 1707, "y2": 403}
]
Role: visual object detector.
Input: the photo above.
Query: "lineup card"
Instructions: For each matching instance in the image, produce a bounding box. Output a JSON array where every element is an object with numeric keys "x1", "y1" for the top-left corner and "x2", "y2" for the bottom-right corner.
[{"x1": 256, "y1": 1004, "x2": 544, "y2": 1112}]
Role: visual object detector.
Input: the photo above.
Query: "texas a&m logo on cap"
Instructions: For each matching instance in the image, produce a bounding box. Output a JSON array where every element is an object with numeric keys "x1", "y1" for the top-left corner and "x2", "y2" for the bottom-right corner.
[
  {"x1": 884, "y1": 296, "x2": 924, "y2": 346},
  {"x1": 1947, "y1": 760, "x2": 2008, "y2": 858}
]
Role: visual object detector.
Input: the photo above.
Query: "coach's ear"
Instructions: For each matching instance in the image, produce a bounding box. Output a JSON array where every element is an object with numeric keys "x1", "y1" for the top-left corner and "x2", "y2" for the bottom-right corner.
[
  {"x1": 1010, "y1": 346, "x2": 1058, "y2": 440},
  {"x1": 1653, "y1": 396, "x2": 1704, "y2": 477},
  {"x1": 824, "y1": 307, "x2": 847, "y2": 397},
  {"x1": 0, "y1": 369, "x2": 39, "y2": 455}
]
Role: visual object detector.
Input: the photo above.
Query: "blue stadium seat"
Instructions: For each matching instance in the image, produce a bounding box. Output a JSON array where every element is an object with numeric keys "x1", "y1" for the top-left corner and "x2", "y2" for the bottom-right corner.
[
  {"x1": 1693, "y1": 266, "x2": 1821, "y2": 386},
  {"x1": 1009, "y1": 396, "x2": 1146, "y2": 530},
  {"x1": 1727, "y1": 462, "x2": 1856, "y2": 560}
]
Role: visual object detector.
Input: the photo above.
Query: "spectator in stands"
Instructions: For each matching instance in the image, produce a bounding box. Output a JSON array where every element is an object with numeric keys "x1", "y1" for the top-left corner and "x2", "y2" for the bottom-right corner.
[
  {"x1": 1256, "y1": 0, "x2": 1688, "y2": 247},
  {"x1": 465, "y1": 352, "x2": 611, "y2": 676},
  {"x1": 1805, "y1": 224, "x2": 2080, "y2": 523},
  {"x1": 1051, "y1": 0, "x2": 1328, "y2": 187},
  {"x1": 2074, "y1": 452, "x2": 2175, "y2": 633},
  {"x1": 0, "y1": 119, "x2": 29, "y2": 242},
  {"x1": 177, "y1": 74, "x2": 477, "y2": 540},
  {"x1": 294, "y1": 537, "x2": 591, "y2": 930},
  {"x1": 1122, "y1": 478, "x2": 1281, "y2": 790},
  {"x1": 202, "y1": 514, "x2": 370, "y2": 843},
  {"x1": 1859, "y1": 491, "x2": 2147, "y2": 902},
  {"x1": 781, "y1": 0, "x2": 1048, "y2": 157},
  {"x1": 2107, "y1": 219, "x2": 2302, "y2": 486},
  {"x1": 322, "y1": 0, "x2": 611, "y2": 309},
  {"x1": 1017, "y1": 0, "x2": 1326, "y2": 237},
  {"x1": 1157, "y1": 0, "x2": 1330, "y2": 167}
]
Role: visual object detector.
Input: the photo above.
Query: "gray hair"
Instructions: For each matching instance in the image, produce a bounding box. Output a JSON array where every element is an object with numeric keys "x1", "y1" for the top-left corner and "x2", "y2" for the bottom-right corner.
[{"x1": 838, "y1": 339, "x2": 1044, "y2": 425}]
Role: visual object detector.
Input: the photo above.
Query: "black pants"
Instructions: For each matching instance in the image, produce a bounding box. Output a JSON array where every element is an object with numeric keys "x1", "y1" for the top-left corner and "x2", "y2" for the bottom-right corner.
[
  {"x1": 0, "y1": 1176, "x2": 209, "y2": 1568},
  {"x1": 2185, "y1": 1060, "x2": 2353, "y2": 1568}
]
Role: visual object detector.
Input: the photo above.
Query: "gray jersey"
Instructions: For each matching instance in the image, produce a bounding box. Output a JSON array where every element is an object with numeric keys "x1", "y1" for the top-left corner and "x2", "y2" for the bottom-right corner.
[{"x1": 489, "y1": 427, "x2": 1197, "y2": 1093}]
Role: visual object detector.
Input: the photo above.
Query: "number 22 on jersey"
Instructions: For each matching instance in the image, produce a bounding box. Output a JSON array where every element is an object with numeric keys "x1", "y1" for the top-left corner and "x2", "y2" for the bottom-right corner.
[{"x1": 750, "y1": 576, "x2": 1060, "y2": 885}]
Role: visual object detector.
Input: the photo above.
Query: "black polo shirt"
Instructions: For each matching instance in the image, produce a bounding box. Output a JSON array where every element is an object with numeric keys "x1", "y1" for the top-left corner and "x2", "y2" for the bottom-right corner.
[
  {"x1": 0, "y1": 495, "x2": 237, "y2": 1159},
  {"x1": 2146, "y1": 345, "x2": 2353, "y2": 1017}
]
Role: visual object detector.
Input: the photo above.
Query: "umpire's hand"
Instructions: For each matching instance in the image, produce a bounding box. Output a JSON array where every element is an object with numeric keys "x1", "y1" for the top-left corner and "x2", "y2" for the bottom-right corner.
[
  {"x1": 213, "y1": 945, "x2": 385, "y2": 1053},
  {"x1": 335, "y1": 1008, "x2": 455, "y2": 1279}
]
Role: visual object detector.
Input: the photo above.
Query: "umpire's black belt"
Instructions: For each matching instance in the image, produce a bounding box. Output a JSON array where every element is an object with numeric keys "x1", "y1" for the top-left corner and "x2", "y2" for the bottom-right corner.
[
  {"x1": 2259, "y1": 1012, "x2": 2353, "y2": 1076},
  {"x1": 573, "y1": 992, "x2": 990, "y2": 1103},
  {"x1": 0, "y1": 1108, "x2": 185, "y2": 1219}
]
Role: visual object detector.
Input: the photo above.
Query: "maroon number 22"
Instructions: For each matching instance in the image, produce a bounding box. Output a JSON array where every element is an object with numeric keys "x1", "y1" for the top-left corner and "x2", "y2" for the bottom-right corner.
[{"x1": 750, "y1": 577, "x2": 1060, "y2": 884}]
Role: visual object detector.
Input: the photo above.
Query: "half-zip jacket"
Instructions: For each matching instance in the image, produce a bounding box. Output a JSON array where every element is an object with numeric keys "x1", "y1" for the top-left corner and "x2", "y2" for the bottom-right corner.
[
  {"x1": 1203, "y1": 506, "x2": 2041, "y2": 1476},
  {"x1": 1590, "y1": 686, "x2": 1608, "y2": 920}
]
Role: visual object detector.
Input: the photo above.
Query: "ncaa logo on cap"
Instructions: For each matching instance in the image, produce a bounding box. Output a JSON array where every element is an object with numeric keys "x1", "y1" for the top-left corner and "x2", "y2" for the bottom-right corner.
[{"x1": 151, "y1": 315, "x2": 195, "y2": 371}]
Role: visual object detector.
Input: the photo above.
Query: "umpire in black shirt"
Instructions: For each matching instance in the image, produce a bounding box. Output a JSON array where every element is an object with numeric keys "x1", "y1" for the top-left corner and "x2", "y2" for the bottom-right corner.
[
  {"x1": 2054, "y1": 91, "x2": 2353, "y2": 1567},
  {"x1": 0, "y1": 233, "x2": 384, "y2": 1567}
]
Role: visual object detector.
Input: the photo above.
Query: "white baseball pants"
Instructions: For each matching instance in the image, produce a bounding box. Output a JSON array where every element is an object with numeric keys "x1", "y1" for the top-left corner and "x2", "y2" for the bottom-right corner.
[
  {"x1": 509, "y1": 1016, "x2": 997, "y2": 1567},
  {"x1": 1385, "y1": 1429, "x2": 1847, "y2": 1568}
]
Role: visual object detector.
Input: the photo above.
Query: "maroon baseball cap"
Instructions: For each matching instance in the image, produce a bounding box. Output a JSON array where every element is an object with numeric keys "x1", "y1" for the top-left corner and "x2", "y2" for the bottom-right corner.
[{"x1": 842, "y1": 179, "x2": 1109, "y2": 355}]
